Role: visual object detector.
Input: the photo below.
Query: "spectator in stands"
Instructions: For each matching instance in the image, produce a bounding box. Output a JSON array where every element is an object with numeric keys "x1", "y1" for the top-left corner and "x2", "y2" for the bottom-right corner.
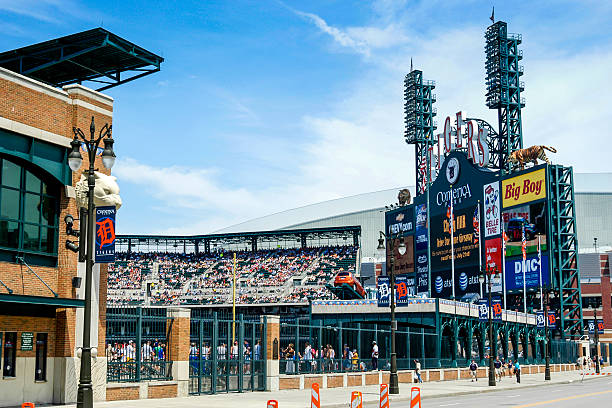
[
  {"x1": 371, "y1": 341, "x2": 379, "y2": 371},
  {"x1": 283, "y1": 343, "x2": 296, "y2": 374}
]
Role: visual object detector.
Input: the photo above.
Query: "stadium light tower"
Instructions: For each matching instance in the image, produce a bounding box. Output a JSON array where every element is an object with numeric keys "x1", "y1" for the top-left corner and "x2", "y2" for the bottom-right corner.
[{"x1": 68, "y1": 116, "x2": 116, "y2": 408}]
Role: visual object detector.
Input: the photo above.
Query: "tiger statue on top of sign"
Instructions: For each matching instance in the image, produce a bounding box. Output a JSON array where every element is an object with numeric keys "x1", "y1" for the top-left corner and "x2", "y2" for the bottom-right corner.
[{"x1": 508, "y1": 145, "x2": 557, "y2": 170}]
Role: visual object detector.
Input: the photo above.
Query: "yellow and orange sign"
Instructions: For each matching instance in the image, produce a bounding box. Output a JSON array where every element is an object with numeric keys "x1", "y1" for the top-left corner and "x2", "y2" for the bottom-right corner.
[{"x1": 502, "y1": 168, "x2": 546, "y2": 207}]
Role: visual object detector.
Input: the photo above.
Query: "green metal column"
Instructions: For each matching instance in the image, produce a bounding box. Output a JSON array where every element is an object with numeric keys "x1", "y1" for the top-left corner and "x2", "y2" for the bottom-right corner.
[
  {"x1": 198, "y1": 319, "x2": 203, "y2": 394},
  {"x1": 421, "y1": 328, "x2": 426, "y2": 367},
  {"x1": 136, "y1": 307, "x2": 142, "y2": 382},
  {"x1": 338, "y1": 322, "x2": 343, "y2": 368},
  {"x1": 211, "y1": 312, "x2": 218, "y2": 395},
  {"x1": 238, "y1": 315, "x2": 244, "y2": 392},
  {"x1": 451, "y1": 319, "x2": 458, "y2": 367},
  {"x1": 435, "y1": 300, "x2": 441, "y2": 367},
  {"x1": 357, "y1": 323, "x2": 362, "y2": 362}
]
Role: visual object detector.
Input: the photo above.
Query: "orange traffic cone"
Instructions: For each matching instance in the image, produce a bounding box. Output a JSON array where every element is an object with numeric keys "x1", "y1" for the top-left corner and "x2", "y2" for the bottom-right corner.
[{"x1": 267, "y1": 400, "x2": 278, "y2": 408}]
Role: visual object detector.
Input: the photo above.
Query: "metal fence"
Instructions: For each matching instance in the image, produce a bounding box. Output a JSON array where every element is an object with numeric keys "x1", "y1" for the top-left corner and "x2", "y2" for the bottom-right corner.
[
  {"x1": 278, "y1": 322, "x2": 579, "y2": 374},
  {"x1": 106, "y1": 307, "x2": 173, "y2": 382},
  {"x1": 189, "y1": 313, "x2": 266, "y2": 394}
]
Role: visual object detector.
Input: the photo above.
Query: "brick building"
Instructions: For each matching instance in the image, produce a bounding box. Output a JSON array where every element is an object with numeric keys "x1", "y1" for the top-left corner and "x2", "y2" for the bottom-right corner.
[
  {"x1": 579, "y1": 252, "x2": 612, "y2": 358},
  {"x1": 0, "y1": 29, "x2": 162, "y2": 406}
]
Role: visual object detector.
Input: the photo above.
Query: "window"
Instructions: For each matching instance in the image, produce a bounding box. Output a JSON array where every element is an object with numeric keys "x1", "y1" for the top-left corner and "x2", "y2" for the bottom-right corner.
[
  {"x1": 3, "y1": 332, "x2": 16, "y2": 377},
  {"x1": 35, "y1": 333, "x2": 47, "y2": 381},
  {"x1": 581, "y1": 296, "x2": 602, "y2": 309},
  {"x1": 0, "y1": 157, "x2": 59, "y2": 258}
]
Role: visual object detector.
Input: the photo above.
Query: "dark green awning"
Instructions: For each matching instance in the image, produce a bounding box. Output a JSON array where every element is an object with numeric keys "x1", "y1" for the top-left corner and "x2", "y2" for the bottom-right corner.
[
  {"x1": 0, "y1": 128, "x2": 71, "y2": 185},
  {"x1": 0, "y1": 293, "x2": 84, "y2": 308}
]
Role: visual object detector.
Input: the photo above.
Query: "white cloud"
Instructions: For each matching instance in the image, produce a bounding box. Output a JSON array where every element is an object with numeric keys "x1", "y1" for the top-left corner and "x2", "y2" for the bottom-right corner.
[{"x1": 116, "y1": 3, "x2": 612, "y2": 234}]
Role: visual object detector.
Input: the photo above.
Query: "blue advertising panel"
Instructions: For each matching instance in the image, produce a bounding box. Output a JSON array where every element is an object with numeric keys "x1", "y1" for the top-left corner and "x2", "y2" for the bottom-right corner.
[
  {"x1": 504, "y1": 254, "x2": 550, "y2": 291},
  {"x1": 377, "y1": 276, "x2": 390, "y2": 307},
  {"x1": 95, "y1": 206, "x2": 116, "y2": 263},
  {"x1": 547, "y1": 311, "x2": 557, "y2": 329},
  {"x1": 588, "y1": 320, "x2": 604, "y2": 334},
  {"x1": 536, "y1": 312, "x2": 545, "y2": 328},
  {"x1": 416, "y1": 253, "x2": 429, "y2": 295},
  {"x1": 415, "y1": 204, "x2": 428, "y2": 252},
  {"x1": 395, "y1": 274, "x2": 408, "y2": 306},
  {"x1": 478, "y1": 296, "x2": 502, "y2": 321}
]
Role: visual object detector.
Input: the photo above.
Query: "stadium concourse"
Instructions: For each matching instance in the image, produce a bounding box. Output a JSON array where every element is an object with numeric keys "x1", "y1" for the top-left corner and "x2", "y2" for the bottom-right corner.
[{"x1": 108, "y1": 246, "x2": 358, "y2": 306}]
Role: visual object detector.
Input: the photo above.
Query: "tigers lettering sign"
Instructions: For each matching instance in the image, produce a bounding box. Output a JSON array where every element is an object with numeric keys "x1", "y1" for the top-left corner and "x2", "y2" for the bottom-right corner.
[{"x1": 502, "y1": 168, "x2": 546, "y2": 208}]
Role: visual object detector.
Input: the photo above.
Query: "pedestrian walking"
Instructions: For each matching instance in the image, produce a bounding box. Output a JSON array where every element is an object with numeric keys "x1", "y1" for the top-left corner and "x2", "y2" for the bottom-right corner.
[
  {"x1": 414, "y1": 359, "x2": 423, "y2": 383},
  {"x1": 494, "y1": 357, "x2": 502, "y2": 382},
  {"x1": 514, "y1": 360, "x2": 521, "y2": 383},
  {"x1": 469, "y1": 360, "x2": 478, "y2": 382},
  {"x1": 371, "y1": 341, "x2": 379, "y2": 371},
  {"x1": 507, "y1": 359, "x2": 514, "y2": 378}
]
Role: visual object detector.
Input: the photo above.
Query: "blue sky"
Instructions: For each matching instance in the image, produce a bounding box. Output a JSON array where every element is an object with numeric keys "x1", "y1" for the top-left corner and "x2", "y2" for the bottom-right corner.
[{"x1": 1, "y1": 1, "x2": 611, "y2": 235}]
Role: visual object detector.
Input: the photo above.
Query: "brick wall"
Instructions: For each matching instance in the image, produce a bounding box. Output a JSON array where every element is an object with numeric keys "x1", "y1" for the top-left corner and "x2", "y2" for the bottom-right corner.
[
  {"x1": 168, "y1": 314, "x2": 190, "y2": 362},
  {"x1": 0, "y1": 316, "x2": 56, "y2": 357},
  {"x1": 148, "y1": 384, "x2": 178, "y2": 399},
  {"x1": 0, "y1": 69, "x2": 114, "y2": 374},
  {"x1": 106, "y1": 386, "x2": 139, "y2": 401}
]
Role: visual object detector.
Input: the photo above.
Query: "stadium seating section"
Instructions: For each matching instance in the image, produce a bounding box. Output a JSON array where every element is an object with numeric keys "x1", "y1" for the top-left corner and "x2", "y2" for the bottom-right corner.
[{"x1": 108, "y1": 246, "x2": 357, "y2": 306}]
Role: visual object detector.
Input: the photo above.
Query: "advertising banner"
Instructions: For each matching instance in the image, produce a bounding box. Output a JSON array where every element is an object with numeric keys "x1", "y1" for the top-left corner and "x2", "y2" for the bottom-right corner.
[
  {"x1": 431, "y1": 267, "x2": 479, "y2": 299},
  {"x1": 502, "y1": 168, "x2": 546, "y2": 208},
  {"x1": 503, "y1": 202, "x2": 547, "y2": 257},
  {"x1": 95, "y1": 206, "x2": 116, "y2": 263},
  {"x1": 588, "y1": 320, "x2": 604, "y2": 335},
  {"x1": 395, "y1": 274, "x2": 409, "y2": 306},
  {"x1": 415, "y1": 203, "x2": 428, "y2": 252},
  {"x1": 478, "y1": 296, "x2": 502, "y2": 321},
  {"x1": 483, "y1": 181, "x2": 501, "y2": 237},
  {"x1": 377, "y1": 276, "x2": 390, "y2": 307},
  {"x1": 430, "y1": 205, "x2": 480, "y2": 271},
  {"x1": 416, "y1": 253, "x2": 429, "y2": 295},
  {"x1": 385, "y1": 207, "x2": 414, "y2": 236},
  {"x1": 387, "y1": 236, "x2": 415, "y2": 275},
  {"x1": 536, "y1": 312, "x2": 545, "y2": 328},
  {"x1": 504, "y1": 254, "x2": 550, "y2": 291},
  {"x1": 485, "y1": 238, "x2": 503, "y2": 292},
  {"x1": 547, "y1": 311, "x2": 557, "y2": 329}
]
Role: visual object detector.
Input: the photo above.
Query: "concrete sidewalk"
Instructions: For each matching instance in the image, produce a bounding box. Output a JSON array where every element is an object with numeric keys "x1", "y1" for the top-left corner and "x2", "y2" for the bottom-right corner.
[{"x1": 55, "y1": 368, "x2": 610, "y2": 408}]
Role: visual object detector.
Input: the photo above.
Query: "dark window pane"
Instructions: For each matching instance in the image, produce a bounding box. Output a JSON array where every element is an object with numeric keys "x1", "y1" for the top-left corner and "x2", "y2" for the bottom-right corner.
[
  {"x1": 1, "y1": 160, "x2": 20, "y2": 188},
  {"x1": 41, "y1": 196, "x2": 56, "y2": 226},
  {"x1": 0, "y1": 220, "x2": 19, "y2": 248},
  {"x1": 24, "y1": 193, "x2": 41, "y2": 223},
  {"x1": 0, "y1": 188, "x2": 20, "y2": 219},
  {"x1": 35, "y1": 333, "x2": 48, "y2": 381},
  {"x1": 3, "y1": 332, "x2": 16, "y2": 377},
  {"x1": 26, "y1": 170, "x2": 41, "y2": 193},
  {"x1": 23, "y1": 224, "x2": 40, "y2": 250},
  {"x1": 41, "y1": 227, "x2": 56, "y2": 253}
]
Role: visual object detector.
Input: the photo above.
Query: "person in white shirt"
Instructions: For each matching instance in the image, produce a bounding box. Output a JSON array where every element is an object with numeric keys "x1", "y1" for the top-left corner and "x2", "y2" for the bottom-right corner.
[
  {"x1": 303, "y1": 342, "x2": 313, "y2": 373},
  {"x1": 126, "y1": 341, "x2": 136, "y2": 362},
  {"x1": 142, "y1": 341, "x2": 153, "y2": 361},
  {"x1": 371, "y1": 341, "x2": 379, "y2": 371}
]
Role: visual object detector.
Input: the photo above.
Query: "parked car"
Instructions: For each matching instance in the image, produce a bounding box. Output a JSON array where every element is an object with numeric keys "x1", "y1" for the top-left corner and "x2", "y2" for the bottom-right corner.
[
  {"x1": 333, "y1": 271, "x2": 366, "y2": 297},
  {"x1": 506, "y1": 217, "x2": 536, "y2": 242}
]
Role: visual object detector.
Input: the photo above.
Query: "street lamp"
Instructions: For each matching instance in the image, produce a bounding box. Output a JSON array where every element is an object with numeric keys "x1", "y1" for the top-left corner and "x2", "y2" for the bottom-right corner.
[
  {"x1": 479, "y1": 266, "x2": 496, "y2": 387},
  {"x1": 69, "y1": 116, "x2": 115, "y2": 408},
  {"x1": 377, "y1": 231, "x2": 406, "y2": 395},
  {"x1": 590, "y1": 305, "x2": 600, "y2": 374},
  {"x1": 543, "y1": 290, "x2": 552, "y2": 380}
]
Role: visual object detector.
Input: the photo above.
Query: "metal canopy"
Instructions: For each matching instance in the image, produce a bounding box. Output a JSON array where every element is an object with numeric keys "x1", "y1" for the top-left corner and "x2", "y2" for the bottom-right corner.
[{"x1": 0, "y1": 27, "x2": 163, "y2": 91}]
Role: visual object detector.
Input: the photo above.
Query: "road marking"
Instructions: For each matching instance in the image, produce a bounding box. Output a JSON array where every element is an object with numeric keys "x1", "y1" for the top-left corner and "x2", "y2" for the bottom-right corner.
[
  {"x1": 439, "y1": 403, "x2": 460, "y2": 407},
  {"x1": 511, "y1": 389, "x2": 612, "y2": 407},
  {"x1": 505, "y1": 394, "x2": 521, "y2": 397}
]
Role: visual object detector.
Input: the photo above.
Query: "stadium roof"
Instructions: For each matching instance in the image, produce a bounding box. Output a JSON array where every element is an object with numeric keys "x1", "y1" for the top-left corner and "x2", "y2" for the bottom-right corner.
[
  {"x1": 0, "y1": 28, "x2": 163, "y2": 91},
  {"x1": 215, "y1": 172, "x2": 612, "y2": 234}
]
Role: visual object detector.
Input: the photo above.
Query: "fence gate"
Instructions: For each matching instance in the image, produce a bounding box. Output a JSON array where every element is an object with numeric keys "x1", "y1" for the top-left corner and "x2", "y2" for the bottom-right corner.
[
  {"x1": 106, "y1": 307, "x2": 174, "y2": 382},
  {"x1": 189, "y1": 314, "x2": 267, "y2": 395}
]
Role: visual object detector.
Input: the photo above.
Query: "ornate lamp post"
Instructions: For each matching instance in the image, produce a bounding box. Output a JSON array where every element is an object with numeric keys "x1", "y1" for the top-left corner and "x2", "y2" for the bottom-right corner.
[
  {"x1": 377, "y1": 231, "x2": 406, "y2": 395},
  {"x1": 479, "y1": 266, "x2": 497, "y2": 387},
  {"x1": 544, "y1": 290, "x2": 551, "y2": 380},
  {"x1": 590, "y1": 305, "x2": 600, "y2": 374},
  {"x1": 68, "y1": 117, "x2": 115, "y2": 408}
]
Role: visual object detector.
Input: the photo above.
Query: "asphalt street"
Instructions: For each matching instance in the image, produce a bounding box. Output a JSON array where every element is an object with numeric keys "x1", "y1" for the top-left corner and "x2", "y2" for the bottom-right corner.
[{"x1": 396, "y1": 376, "x2": 612, "y2": 408}]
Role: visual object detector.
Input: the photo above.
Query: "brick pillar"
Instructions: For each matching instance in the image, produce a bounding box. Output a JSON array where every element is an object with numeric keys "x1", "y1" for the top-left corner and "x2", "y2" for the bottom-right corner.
[
  {"x1": 262, "y1": 315, "x2": 280, "y2": 391},
  {"x1": 168, "y1": 308, "x2": 191, "y2": 397}
]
